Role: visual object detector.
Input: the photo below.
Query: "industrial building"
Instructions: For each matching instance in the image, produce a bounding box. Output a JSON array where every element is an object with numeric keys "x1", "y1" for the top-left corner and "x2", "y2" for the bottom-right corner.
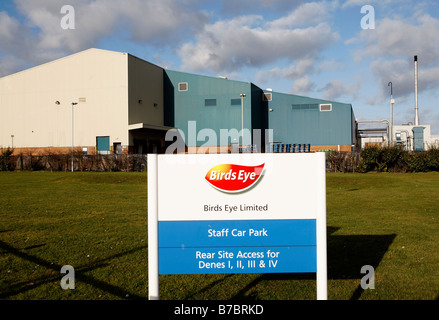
[
  {"x1": 0, "y1": 49, "x2": 170, "y2": 155},
  {"x1": 265, "y1": 91, "x2": 356, "y2": 152},
  {"x1": 358, "y1": 121, "x2": 439, "y2": 151},
  {"x1": 7, "y1": 48, "x2": 433, "y2": 156}
]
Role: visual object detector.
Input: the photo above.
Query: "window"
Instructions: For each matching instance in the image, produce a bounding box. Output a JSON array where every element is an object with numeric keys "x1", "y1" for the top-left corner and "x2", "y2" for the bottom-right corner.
[
  {"x1": 178, "y1": 82, "x2": 188, "y2": 91},
  {"x1": 292, "y1": 104, "x2": 319, "y2": 111},
  {"x1": 205, "y1": 99, "x2": 217, "y2": 107},
  {"x1": 320, "y1": 104, "x2": 332, "y2": 112},
  {"x1": 263, "y1": 93, "x2": 272, "y2": 101},
  {"x1": 231, "y1": 99, "x2": 241, "y2": 106}
]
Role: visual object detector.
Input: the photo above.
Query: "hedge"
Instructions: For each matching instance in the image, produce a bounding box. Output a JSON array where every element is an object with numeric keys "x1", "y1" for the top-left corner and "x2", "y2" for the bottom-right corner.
[
  {"x1": 358, "y1": 145, "x2": 439, "y2": 173},
  {"x1": 2, "y1": 146, "x2": 439, "y2": 173}
]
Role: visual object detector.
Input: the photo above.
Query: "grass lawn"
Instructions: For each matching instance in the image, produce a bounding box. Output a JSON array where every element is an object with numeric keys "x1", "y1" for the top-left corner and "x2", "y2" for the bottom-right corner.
[{"x1": 0, "y1": 171, "x2": 438, "y2": 300}]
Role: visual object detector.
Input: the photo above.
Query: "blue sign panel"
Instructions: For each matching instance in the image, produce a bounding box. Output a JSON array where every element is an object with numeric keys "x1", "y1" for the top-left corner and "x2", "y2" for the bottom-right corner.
[{"x1": 158, "y1": 219, "x2": 316, "y2": 275}]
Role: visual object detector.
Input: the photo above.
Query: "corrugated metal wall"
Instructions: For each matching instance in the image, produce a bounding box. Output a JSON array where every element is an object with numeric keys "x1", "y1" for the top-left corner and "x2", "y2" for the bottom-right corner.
[
  {"x1": 267, "y1": 92, "x2": 354, "y2": 146},
  {"x1": 164, "y1": 70, "x2": 355, "y2": 149},
  {"x1": 164, "y1": 70, "x2": 254, "y2": 147}
]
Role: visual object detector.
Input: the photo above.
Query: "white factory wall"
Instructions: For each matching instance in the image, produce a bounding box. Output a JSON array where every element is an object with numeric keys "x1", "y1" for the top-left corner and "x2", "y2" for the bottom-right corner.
[
  {"x1": 393, "y1": 124, "x2": 439, "y2": 150},
  {"x1": 0, "y1": 48, "x2": 129, "y2": 150}
]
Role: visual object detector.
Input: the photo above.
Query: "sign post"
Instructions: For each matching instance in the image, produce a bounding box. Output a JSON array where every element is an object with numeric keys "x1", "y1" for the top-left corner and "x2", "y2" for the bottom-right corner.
[
  {"x1": 148, "y1": 154, "x2": 159, "y2": 300},
  {"x1": 148, "y1": 153, "x2": 327, "y2": 300}
]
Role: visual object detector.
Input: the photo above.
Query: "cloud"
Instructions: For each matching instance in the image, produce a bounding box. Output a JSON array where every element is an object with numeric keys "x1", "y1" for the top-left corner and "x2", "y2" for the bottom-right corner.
[
  {"x1": 291, "y1": 76, "x2": 316, "y2": 95},
  {"x1": 118, "y1": 0, "x2": 208, "y2": 44},
  {"x1": 321, "y1": 79, "x2": 361, "y2": 101},
  {"x1": 371, "y1": 58, "x2": 439, "y2": 100},
  {"x1": 218, "y1": 0, "x2": 305, "y2": 17},
  {"x1": 255, "y1": 57, "x2": 317, "y2": 95},
  {"x1": 0, "y1": 10, "x2": 44, "y2": 75},
  {"x1": 268, "y1": 1, "x2": 338, "y2": 28},
  {"x1": 178, "y1": 11, "x2": 340, "y2": 73},
  {"x1": 0, "y1": 10, "x2": 30, "y2": 55},
  {"x1": 342, "y1": 0, "x2": 412, "y2": 9},
  {"x1": 356, "y1": 14, "x2": 439, "y2": 65},
  {"x1": 0, "y1": 0, "x2": 209, "y2": 75},
  {"x1": 255, "y1": 56, "x2": 340, "y2": 93},
  {"x1": 257, "y1": 57, "x2": 315, "y2": 81},
  {"x1": 350, "y1": 9, "x2": 439, "y2": 123},
  {"x1": 13, "y1": 0, "x2": 208, "y2": 49}
]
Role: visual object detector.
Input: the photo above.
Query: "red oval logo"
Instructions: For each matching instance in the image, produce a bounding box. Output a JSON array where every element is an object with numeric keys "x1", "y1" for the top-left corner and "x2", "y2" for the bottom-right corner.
[{"x1": 205, "y1": 163, "x2": 265, "y2": 193}]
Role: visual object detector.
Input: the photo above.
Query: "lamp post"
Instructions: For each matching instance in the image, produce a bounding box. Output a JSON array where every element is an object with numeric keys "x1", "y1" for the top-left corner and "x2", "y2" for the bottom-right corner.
[
  {"x1": 240, "y1": 93, "x2": 246, "y2": 149},
  {"x1": 71, "y1": 102, "x2": 78, "y2": 172},
  {"x1": 388, "y1": 82, "x2": 394, "y2": 145}
]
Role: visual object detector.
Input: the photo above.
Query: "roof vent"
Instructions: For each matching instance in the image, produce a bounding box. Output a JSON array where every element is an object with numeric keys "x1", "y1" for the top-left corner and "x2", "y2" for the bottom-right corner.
[{"x1": 319, "y1": 104, "x2": 332, "y2": 112}]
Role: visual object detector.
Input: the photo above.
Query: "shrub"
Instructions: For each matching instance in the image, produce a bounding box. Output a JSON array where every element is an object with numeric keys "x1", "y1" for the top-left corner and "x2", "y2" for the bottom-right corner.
[
  {"x1": 359, "y1": 145, "x2": 406, "y2": 172},
  {"x1": 426, "y1": 145, "x2": 439, "y2": 171},
  {"x1": 0, "y1": 148, "x2": 14, "y2": 171},
  {"x1": 358, "y1": 144, "x2": 439, "y2": 173},
  {"x1": 404, "y1": 146, "x2": 439, "y2": 172}
]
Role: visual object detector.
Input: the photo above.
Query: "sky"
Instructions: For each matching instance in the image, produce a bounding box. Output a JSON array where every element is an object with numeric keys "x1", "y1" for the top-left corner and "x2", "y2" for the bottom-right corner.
[{"x1": 1, "y1": 0, "x2": 438, "y2": 134}]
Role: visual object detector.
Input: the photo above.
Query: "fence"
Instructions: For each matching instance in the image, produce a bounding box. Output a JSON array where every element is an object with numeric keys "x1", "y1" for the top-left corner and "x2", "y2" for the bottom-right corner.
[
  {"x1": 325, "y1": 151, "x2": 361, "y2": 173},
  {"x1": 5, "y1": 153, "x2": 148, "y2": 172},
  {"x1": 267, "y1": 143, "x2": 311, "y2": 153},
  {"x1": 1, "y1": 151, "x2": 359, "y2": 173},
  {"x1": 2, "y1": 146, "x2": 438, "y2": 173}
]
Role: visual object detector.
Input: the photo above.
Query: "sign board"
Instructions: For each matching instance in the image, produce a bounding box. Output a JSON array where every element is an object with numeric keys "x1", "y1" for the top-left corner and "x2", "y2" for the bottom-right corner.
[{"x1": 148, "y1": 153, "x2": 327, "y2": 300}]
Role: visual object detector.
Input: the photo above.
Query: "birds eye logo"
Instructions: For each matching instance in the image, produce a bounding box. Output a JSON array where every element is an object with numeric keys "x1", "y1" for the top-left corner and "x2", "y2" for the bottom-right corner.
[{"x1": 205, "y1": 164, "x2": 265, "y2": 193}]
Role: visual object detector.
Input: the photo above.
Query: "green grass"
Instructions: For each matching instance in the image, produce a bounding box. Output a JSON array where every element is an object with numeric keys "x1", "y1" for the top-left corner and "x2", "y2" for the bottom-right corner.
[
  {"x1": 0, "y1": 172, "x2": 148, "y2": 300},
  {"x1": 0, "y1": 171, "x2": 438, "y2": 300}
]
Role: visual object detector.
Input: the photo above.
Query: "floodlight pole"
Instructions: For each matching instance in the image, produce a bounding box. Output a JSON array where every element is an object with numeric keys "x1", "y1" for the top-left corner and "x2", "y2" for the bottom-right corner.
[
  {"x1": 71, "y1": 102, "x2": 78, "y2": 172},
  {"x1": 240, "y1": 94, "x2": 246, "y2": 148}
]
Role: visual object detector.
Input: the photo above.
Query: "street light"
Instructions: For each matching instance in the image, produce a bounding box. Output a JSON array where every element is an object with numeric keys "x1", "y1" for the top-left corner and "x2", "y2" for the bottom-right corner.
[
  {"x1": 240, "y1": 94, "x2": 246, "y2": 149},
  {"x1": 71, "y1": 102, "x2": 78, "y2": 172},
  {"x1": 388, "y1": 82, "x2": 394, "y2": 145}
]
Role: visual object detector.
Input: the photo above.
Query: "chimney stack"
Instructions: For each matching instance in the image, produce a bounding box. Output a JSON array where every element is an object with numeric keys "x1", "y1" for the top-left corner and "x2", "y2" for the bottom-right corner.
[{"x1": 414, "y1": 55, "x2": 420, "y2": 126}]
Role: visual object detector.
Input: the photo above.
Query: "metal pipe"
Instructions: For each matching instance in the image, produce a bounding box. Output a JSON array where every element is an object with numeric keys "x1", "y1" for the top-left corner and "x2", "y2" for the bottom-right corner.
[
  {"x1": 357, "y1": 119, "x2": 390, "y2": 145},
  {"x1": 398, "y1": 130, "x2": 411, "y2": 151}
]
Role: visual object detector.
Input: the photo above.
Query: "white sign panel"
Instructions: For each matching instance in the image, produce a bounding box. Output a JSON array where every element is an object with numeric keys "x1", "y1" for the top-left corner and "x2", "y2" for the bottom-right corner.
[{"x1": 148, "y1": 153, "x2": 327, "y2": 300}]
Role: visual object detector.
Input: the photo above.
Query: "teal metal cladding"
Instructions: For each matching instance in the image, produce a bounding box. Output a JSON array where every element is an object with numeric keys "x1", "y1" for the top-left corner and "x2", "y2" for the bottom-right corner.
[
  {"x1": 267, "y1": 92, "x2": 355, "y2": 146},
  {"x1": 412, "y1": 127, "x2": 425, "y2": 151},
  {"x1": 164, "y1": 70, "x2": 355, "y2": 149},
  {"x1": 164, "y1": 70, "x2": 257, "y2": 147}
]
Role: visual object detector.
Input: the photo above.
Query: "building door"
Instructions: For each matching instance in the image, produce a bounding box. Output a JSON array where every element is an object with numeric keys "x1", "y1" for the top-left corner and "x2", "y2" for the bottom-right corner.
[
  {"x1": 113, "y1": 142, "x2": 122, "y2": 154},
  {"x1": 149, "y1": 140, "x2": 161, "y2": 154},
  {"x1": 96, "y1": 136, "x2": 110, "y2": 154},
  {"x1": 133, "y1": 139, "x2": 147, "y2": 154}
]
